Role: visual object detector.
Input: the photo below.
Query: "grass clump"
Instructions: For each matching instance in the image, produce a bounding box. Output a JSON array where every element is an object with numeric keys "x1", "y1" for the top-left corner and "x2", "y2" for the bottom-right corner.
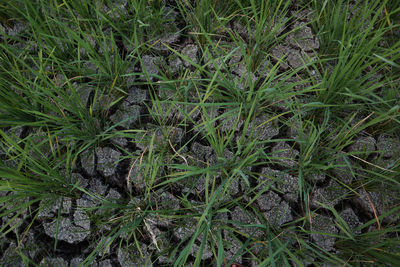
[{"x1": 1, "y1": 0, "x2": 399, "y2": 266}]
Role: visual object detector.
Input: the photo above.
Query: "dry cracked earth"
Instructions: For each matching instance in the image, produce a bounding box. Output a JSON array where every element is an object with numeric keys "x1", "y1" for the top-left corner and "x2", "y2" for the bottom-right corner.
[{"x1": 1, "y1": 1, "x2": 399, "y2": 267}]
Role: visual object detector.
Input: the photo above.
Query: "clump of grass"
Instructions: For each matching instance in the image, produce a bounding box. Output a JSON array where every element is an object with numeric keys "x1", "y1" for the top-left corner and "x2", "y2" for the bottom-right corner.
[{"x1": 1, "y1": 0, "x2": 399, "y2": 266}]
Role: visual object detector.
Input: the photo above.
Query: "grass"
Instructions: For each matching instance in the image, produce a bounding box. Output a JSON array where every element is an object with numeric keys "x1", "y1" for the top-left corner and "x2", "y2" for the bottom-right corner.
[{"x1": 1, "y1": 0, "x2": 399, "y2": 266}]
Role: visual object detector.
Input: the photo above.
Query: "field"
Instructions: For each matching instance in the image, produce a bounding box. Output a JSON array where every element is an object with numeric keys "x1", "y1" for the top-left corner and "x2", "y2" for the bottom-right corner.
[{"x1": 1, "y1": 0, "x2": 400, "y2": 266}]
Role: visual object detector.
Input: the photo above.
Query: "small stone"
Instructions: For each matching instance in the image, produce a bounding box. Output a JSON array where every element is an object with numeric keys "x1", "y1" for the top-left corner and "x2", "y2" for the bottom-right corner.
[
  {"x1": 79, "y1": 34, "x2": 96, "y2": 57},
  {"x1": 256, "y1": 57, "x2": 272, "y2": 78},
  {"x1": 232, "y1": 21, "x2": 250, "y2": 41},
  {"x1": 125, "y1": 87, "x2": 148, "y2": 103},
  {"x1": 168, "y1": 55, "x2": 183, "y2": 74},
  {"x1": 98, "y1": 259, "x2": 113, "y2": 267},
  {"x1": 110, "y1": 105, "x2": 141, "y2": 128},
  {"x1": 263, "y1": 168, "x2": 298, "y2": 202},
  {"x1": 40, "y1": 257, "x2": 68, "y2": 266},
  {"x1": 257, "y1": 191, "x2": 281, "y2": 211},
  {"x1": 224, "y1": 148, "x2": 235, "y2": 161},
  {"x1": 146, "y1": 213, "x2": 172, "y2": 229},
  {"x1": 169, "y1": 127, "x2": 184, "y2": 146},
  {"x1": 158, "y1": 192, "x2": 180, "y2": 210},
  {"x1": 191, "y1": 142, "x2": 216, "y2": 165},
  {"x1": 71, "y1": 173, "x2": 88, "y2": 188},
  {"x1": 111, "y1": 135, "x2": 128, "y2": 147},
  {"x1": 44, "y1": 218, "x2": 90, "y2": 243},
  {"x1": 106, "y1": 188, "x2": 122, "y2": 201},
  {"x1": 128, "y1": 164, "x2": 147, "y2": 193},
  {"x1": 256, "y1": 167, "x2": 276, "y2": 191},
  {"x1": 312, "y1": 179, "x2": 349, "y2": 208},
  {"x1": 152, "y1": 32, "x2": 181, "y2": 52},
  {"x1": 174, "y1": 220, "x2": 196, "y2": 241},
  {"x1": 96, "y1": 236, "x2": 113, "y2": 257},
  {"x1": 231, "y1": 206, "x2": 263, "y2": 237},
  {"x1": 181, "y1": 44, "x2": 198, "y2": 67},
  {"x1": 223, "y1": 231, "x2": 243, "y2": 264},
  {"x1": 355, "y1": 190, "x2": 384, "y2": 217},
  {"x1": 141, "y1": 55, "x2": 160, "y2": 81},
  {"x1": 204, "y1": 52, "x2": 225, "y2": 71},
  {"x1": 192, "y1": 174, "x2": 213, "y2": 193},
  {"x1": 96, "y1": 147, "x2": 121, "y2": 177},
  {"x1": 118, "y1": 245, "x2": 153, "y2": 267},
  {"x1": 271, "y1": 142, "x2": 299, "y2": 168},
  {"x1": 0, "y1": 241, "x2": 25, "y2": 267},
  {"x1": 4, "y1": 126, "x2": 24, "y2": 140},
  {"x1": 73, "y1": 208, "x2": 91, "y2": 230},
  {"x1": 376, "y1": 134, "x2": 400, "y2": 158},
  {"x1": 157, "y1": 256, "x2": 171, "y2": 265},
  {"x1": 287, "y1": 22, "x2": 319, "y2": 52},
  {"x1": 263, "y1": 200, "x2": 293, "y2": 228},
  {"x1": 331, "y1": 153, "x2": 357, "y2": 184},
  {"x1": 62, "y1": 82, "x2": 92, "y2": 108},
  {"x1": 117, "y1": 248, "x2": 137, "y2": 267},
  {"x1": 18, "y1": 231, "x2": 39, "y2": 259},
  {"x1": 220, "y1": 111, "x2": 243, "y2": 133},
  {"x1": 231, "y1": 63, "x2": 257, "y2": 90},
  {"x1": 311, "y1": 214, "x2": 338, "y2": 251},
  {"x1": 7, "y1": 21, "x2": 27, "y2": 37},
  {"x1": 227, "y1": 47, "x2": 243, "y2": 66},
  {"x1": 270, "y1": 45, "x2": 290, "y2": 70},
  {"x1": 227, "y1": 176, "x2": 241, "y2": 196},
  {"x1": 349, "y1": 136, "x2": 376, "y2": 155},
  {"x1": 270, "y1": 45, "x2": 311, "y2": 70},
  {"x1": 38, "y1": 198, "x2": 72, "y2": 219},
  {"x1": 80, "y1": 149, "x2": 96, "y2": 176},
  {"x1": 69, "y1": 257, "x2": 84, "y2": 267},
  {"x1": 77, "y1": 198, "x2": 97, "y2": 210},
  {"x1": 88, "y1": 178, "x2": 108, "y2": 196},
  {"x1": 310, "y1": 172, "x2": 325, "y2": 183},
  {"x1": 287, "y1": 50, "x2": 307, "y2": 69},
  {"x1": 190, "y1": 243, "x2": 213, "y2": 260},
  {"x1": 245, "y1": 114, "x2": 279, "y2": 140},
  {"x1": 339, "y1": 208, "x2": 362, "y2": 235},
  {"x1": 83, "y1": 61, "x2": 99, "y2": 74},
  {"x1": 1, "y1": 194, "x2": 29, "y2": 234},
  {"x1": 125, "y1": 64, "x2": 139, "y2": 87},
  {"x1": 104, "y1": 1, "x2": 128, "y2": 19}
]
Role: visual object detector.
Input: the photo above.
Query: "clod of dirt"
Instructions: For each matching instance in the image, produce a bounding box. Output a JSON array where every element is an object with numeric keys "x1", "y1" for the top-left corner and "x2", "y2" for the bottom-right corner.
[{"x1": 96, "y1": 147, "x2": 121, "y2": 177}]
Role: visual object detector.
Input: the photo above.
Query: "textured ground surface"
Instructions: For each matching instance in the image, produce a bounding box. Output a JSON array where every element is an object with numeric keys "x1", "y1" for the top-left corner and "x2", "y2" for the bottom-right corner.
[{"x1": 1, "y1": 1, "x2": 399, "y2": 266}]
